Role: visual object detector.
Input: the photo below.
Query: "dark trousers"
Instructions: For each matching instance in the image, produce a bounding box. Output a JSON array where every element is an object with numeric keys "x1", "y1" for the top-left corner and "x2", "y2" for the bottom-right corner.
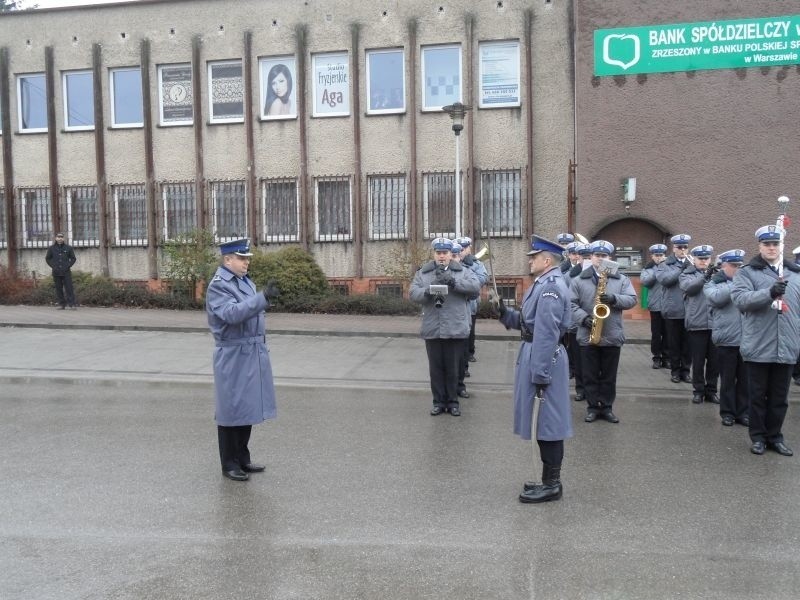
[
  {"x1": 688, "y1": 329, "x2": 719, "y2": 395},
  {"x1": 425, "y1": 338, "x2": 465, "y2": 409},
  {"x1": 53, "y1": 272, "x2": 75, "y2": 307},
  {"x1": 458, "y1": 340, "x2": 468, "y2": 393},
  {"x1": 717, "y1": 346, "x2": 748, "y2": 420},
  {"x1": 468, "y1": 314, "x2": 477, "y2": 357},
  {"x1": 538, "y1": 439, "x2": 564, "y2": 468},
  {"x1": 793, "y1": 353, "x2": 800, "y2": 382},
  {"x1": 665, "y1": 318, "x2": 691, "y2": 377},
  {"x1": 217, "y1": 424, "x2": 252, "y2": 472},
  {"x1": 649, "y1": 311, "x2": 669, "y2": 362},
  {"x1": 580, "y1": 344, "x2": 622, "y2": 412},
  {"x1": 745, "y1": 362, "x2": 792, "y2": 444}
]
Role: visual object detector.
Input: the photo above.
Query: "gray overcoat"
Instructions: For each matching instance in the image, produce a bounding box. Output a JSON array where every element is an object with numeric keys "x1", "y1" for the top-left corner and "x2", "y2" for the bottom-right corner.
[
  {"x1": 499, "y1": 266, "x2": 573, "y2": 442},
  {"x1": 570, "y1": 268, "x2": 638, "y2": 346},
  {"x1": 679, "y1": 266, "x2": 712, "y2": 330},
  {"x1": 655, "y1": 255, "x2": 688, "y2": 319},
  {"x1": 703, "y1": 275, "x2": 742, "y2": 347},
  {"x1": 639, "y1": 263, "x2": 663, "y2": 311},
  {"x1": 206, "y1": 266, "x2": 277, "y2": 426},
  {"x1": 409, "y1": 260, "x2": 480, "y2": 339}
]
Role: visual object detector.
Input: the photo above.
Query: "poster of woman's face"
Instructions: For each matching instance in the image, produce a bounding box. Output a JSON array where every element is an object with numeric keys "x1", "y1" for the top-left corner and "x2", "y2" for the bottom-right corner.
[{"x1": 260, "y1": 56, "x2": 296, "y2": 120}]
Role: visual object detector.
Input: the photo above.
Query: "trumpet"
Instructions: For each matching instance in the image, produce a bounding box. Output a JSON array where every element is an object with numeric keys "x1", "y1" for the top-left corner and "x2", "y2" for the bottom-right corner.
[{"x1": 473, "y1": 242, "x2": 491, "y2": 261}]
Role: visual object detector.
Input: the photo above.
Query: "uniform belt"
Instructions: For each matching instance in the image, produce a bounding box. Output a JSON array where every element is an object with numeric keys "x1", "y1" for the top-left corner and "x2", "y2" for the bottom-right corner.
[
  {"x1": 521, "y1": 330, "x2": 533, "y2": 343},
  {"x1": 215, "y1": 335, "x2": 265, "y2": 347}
]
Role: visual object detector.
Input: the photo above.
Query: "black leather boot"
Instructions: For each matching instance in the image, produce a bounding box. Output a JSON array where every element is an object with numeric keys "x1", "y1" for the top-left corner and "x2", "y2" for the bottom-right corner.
[{"x1": 519, "y1": 465, "x2": 562, "y2": 503}]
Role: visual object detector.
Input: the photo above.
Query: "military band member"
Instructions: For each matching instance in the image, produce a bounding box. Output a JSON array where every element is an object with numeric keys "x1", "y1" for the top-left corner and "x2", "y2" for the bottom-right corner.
[
  {"x1": 410, "y1": 238, "x2": 481, "y2": 417},
  {"x1": 793, "y1": 244, "x2": 800, "y2": 386},
  {"x1": 569, "y1": 242, "x2": 593, "y2": 402},
  {"x1": 570, "y1": 240, "x2": 638, "y2": 423},
  {"x1": 206, "y1": 239, "x2": 278, "y2": 482},
  {"x1": 656, "y1": 234, "x2": 693, "y2": 383},
  {"x1": 450, "y1": 242, "x2": 472, "y2": 400},
  {"x1": 557, "y1": 233, "x2": 575, "y2": 273},
  {"x1": 561, "y1": 241, "x2": 582, "y2": 383},
  {"x1": 640, "y1": 243, "x2": 669, "y2": 369},
  {"x1": 494, "y1": 235, "x2": 573, "y2": 503},
  {"x1": 732, "y1": 225, "x2": 800, "y2": 456},
  {"x1": 679, "y1": 245, "x2": 719, "y2": 404},
  {"x1": 704, "y1": 249, "x2": 748, "y2": 426},
  {"x1": 456, "y1": 236, "x2": 488, "y2": 365}
]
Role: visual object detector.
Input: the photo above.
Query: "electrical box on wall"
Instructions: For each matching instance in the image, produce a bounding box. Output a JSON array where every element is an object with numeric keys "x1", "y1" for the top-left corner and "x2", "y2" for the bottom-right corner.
[{"x1": 622, "y1": 177, "x2": 636, "y2": 203}]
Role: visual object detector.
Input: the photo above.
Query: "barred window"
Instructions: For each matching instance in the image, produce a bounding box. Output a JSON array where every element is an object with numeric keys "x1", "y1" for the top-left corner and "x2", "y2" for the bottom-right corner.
[
  {"x1": 422, "y1": 172, "x2": 461, "y2": 239},
  {"x1": 211, "y1": 180, "x2": 247, "y2": 242},
  {"x1": 496, "y1": 283, "x2": 518, "y2": 308},
  {"x1": 262, "y1": 178, "x2": 299, "y2": 242},
  {"x1": 66, "y1": 185, "x2": 99, "y2": 246},
  {"x1": 376, "y1": 283, "x2": 403, "y2": 298},
  {"x1": 480, "y1": 170, "x2": 522, "y2": 238},
  {"x1": 19, "y1": 187, "x2": 52, "y2": 248},
  {"x1": 0, "y1": 188, "x2": 6, "y2": 246},
  {"x1": 162, "y1": 182, "x2": 196, "y2": 240},
  {"x1": 368, "y1": 174, "x2": 407, "y2": 240},
  {"x1": 112, "y1": 184, "x2": 147, "y2": 246},
  {"x1": 315, "y1": 177, "x2": 351, "y2": 242}
]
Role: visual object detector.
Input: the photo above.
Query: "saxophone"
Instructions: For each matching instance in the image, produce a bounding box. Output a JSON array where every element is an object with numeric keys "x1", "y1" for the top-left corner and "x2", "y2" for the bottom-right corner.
[{"x1": 588, "y1": 268, "x2": 611, "y2": 345}]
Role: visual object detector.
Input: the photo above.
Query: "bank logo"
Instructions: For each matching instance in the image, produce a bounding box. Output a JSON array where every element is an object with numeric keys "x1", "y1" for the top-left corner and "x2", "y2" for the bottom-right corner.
[{"x1": 603, "y1": 34, "x2": 640, "y2": 70}]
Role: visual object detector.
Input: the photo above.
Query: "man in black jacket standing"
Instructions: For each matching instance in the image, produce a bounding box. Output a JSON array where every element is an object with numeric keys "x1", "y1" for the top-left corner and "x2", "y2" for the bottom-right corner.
[{"x1": 45, "y1": 233, "x2": 77, "y2": 309}]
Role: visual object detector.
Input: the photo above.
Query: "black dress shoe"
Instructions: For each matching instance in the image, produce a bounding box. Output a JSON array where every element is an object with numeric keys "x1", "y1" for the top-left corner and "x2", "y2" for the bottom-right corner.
[
  {"x1": 223, "y1": 469, "x2": 249, "y2": 481},
  {"x1": 584, "y1": 411, "x2": 598, "y2": 423},
  {"x1": 705, "y1": 394, "x2": 720, "y2": 404},
  {"x1": 670, "y1": 375, "x2": 681, "y2": 383},
  {"x1": 457, "y1": 389, "x2": 470, "y2": 398},
  {"x1": 602, "y1": 411, "x2": 620, "y2": 423},
  {"x1": 680, "y1": 374, "x2": 692, "y2": 383},
  {"x1": 750, "y1": 441, "x2": 766, "y2": 455},
  {"x1": 768, "y1": 441, "x2": 794, "y2": 456},
  {"x1": 692, "y1": 393, "x2": 704, "y2": 404},
  {"x1": 574, "y1": 394, "x2": 584, "y2": 402},
  {"x1": 652, "y1": 359, "x2": 661, "y2": 369},
  {"x1": 468, "y1": 355, "x2": 476, "y2": 363},
  {"x1": 449, "y1": 405, "x2": 461, "y2": 417},
  {"x1": 242, "y1": 463, "x2": 265, "y2": 472},
  {"x1": 737, "y1": 416, "x2": 750, "y2": 427},
  {"x1": 430, "y1": 405, "x2": 445, "y2": 416},
  {"x1": 721, "y1": 415, "x2": 734, "y2": 426},
  {"x1": 464, "y1": 370, "x2": 470, "y2": 378}
]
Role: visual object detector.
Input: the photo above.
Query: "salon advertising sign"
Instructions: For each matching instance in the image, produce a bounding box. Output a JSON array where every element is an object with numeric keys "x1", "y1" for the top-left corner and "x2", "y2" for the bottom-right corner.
[{"x1": 594, "y1": 15, "x2": 800, "y2": 76}]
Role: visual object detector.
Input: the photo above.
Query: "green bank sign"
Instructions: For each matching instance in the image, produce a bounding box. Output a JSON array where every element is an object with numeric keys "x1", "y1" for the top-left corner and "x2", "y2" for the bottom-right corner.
[{"x1": 594, "y1": 15, "x2": 800, "y2": 76}]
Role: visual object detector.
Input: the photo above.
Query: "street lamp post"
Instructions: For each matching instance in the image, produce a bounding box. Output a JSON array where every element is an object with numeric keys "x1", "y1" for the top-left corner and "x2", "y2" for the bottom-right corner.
[{"x1": 442, "y1": 102, "x2": 471, "y2": 239}]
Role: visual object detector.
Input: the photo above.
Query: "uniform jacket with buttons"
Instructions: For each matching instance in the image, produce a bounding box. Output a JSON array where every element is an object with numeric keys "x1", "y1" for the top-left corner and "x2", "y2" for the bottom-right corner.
[
  {"x1": 639, "y1": 263, "x2": 663, "y2": 311},
  {"x1": 655, "y1": 255, "x2": 689, "y2": 319},
  {"x1": 409, "y1": 260, "x2": 480, "y2": 339},
  {"x1": 703, "y1": 275, "x2": 742, "y2": 347},
  {"x1": 45, "y1": 242, "x2": 76, "y2": 276},
  {"x1": 731, "y1": 256, "x2": 800, "y2": 364},
  {"x1": 570, "y1": 267, "x2": 637, "y2": 347},
  {"x1": 679, "y1": 266, "x2": 712, "y2": 330}
]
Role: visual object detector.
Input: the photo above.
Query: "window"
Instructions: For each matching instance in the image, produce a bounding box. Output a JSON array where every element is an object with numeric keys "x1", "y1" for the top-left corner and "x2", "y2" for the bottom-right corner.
[
  {"x1": 0, "y1": 188, "x2": 6, "y2": 247},
  {"x1": 478, "y1": 40, "x2": 521, "y2": 108},
  {"x1": 19, "y1": 187, "x2": 51, "y2": 247},
  {"x1": 480, "y1": 170, "x2": 522, "y2": 238},
  {"x1": 422, "y1": 172, "x2": 462, "y2": 238},
  {"x1": 211, "y1": 180, "x2": 247, "y2": 242},
  {"x1": 66, "y1": 185, "x2": 99, "y2": 246},
  {"x1": 368, "y1": 174, "x2": 407, "y2": 240},
  {"x1": 421, "y1": 45, "x2": 461, "y2": 111},
  {"x1": 314, "y1": 177, "x2": 351, "y2": 241},
  {"x1": 17, "y1": 73, "x2": 47, "y2": 132},
  {"x1": 208, "y1": 60, "x2": 243, "y2": 123},
  {"x1": 110, "y1": 67, "x2": 143, "y2": 127},
  {"x1": 496, "y1": 283, "x2": 518, "y2": 308},
  {"x1": 112, "y1": 184, "x2": 147, "y2": 246},
  {"x1": 158, "y1": 64, "x2": 193, "y2": 126},
  {"x1": 376, "y1": 283, "x2": 403, "y2": 298},
  {"x1": 312, "y1": 52, "x2": 350, "y2": 117},
  {"x1": 366, "y1": 49, "x2": 404, "y2": 114},
  {"x1": 162, "y1": 182, "x2": 196, "y2": 240},
  {"x1": 262, "y1": 178, "x2": 299, "y2": 242},
  {"x1": 260, "y1": 56, "x2": 297, "y2": 120},
  {"x1": 63, "y1": 70, "x2": 94, "y2": 130}
]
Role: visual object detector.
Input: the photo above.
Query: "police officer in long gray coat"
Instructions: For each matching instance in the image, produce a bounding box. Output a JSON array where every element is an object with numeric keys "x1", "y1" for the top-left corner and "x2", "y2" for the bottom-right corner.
[
  {"x1": 640, "y1": 243, "x2": 669, "y2": 369},
  {"x1": 731, "y1": 225, "x2": 800, "y2": 457},
  {"x1": 656, "y1": 234, "x2": 693, "y2": 382},
  {"x1": 410, "y1": 237, "x2": 481, "y2": 416},
  {"x1": 495, "y1": 235, "x2": 573, "y2": 504},
  {"x1": 206, "y1": 239, "x2": 278, "y2": 481}
]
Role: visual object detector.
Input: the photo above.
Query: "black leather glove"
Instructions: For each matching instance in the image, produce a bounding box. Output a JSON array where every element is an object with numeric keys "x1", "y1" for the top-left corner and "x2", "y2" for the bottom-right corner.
[
  {"x1": 770, "y1": 280, "x2": 788, "y2": 298},
  {"x1": 497, "y1": 300, "x2": 507, "y2": 318},
  {"x1": 439, "y1": 271, "x2": 456, "y2": 287},
  {"x1": 582, "y1": 316, "x2": 594, "y2": 329},
  {"x1": 535, "y1": 384, "x2": 548, "y2": 398},
  {"x1": 711, "y1": 272, "x2": 727, "y2": 284},
  {"x1": 644, "y1": 261, "x2": 656, "y2": 270},
  {"x1": 263, "y1": 279, "x2": 281, "y2": 301},
  {"x1": 680, "y1": 260, "x2": 690, "y2": 270},
  {"x1": 461, "y1": 255, "x2": 474, "y2": 266},
  {"x1": 569, "y1": 264, "x2": 583, "y2": 278},
  {"x1": 599, "y1": 293, "x2": 615, "y2": 306}
]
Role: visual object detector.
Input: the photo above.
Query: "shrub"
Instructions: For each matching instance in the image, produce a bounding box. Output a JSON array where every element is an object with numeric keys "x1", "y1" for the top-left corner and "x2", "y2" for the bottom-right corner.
[
  {"x1": 161, "y1": 228, "x2": 218, "y2": 301},
  {"x1": 247, "y1": 247, "x2": 329, "y2": 308},
  {"x1": 0, "y1": 265, "x2": 35, "y2": 304},
  {"x1": 283, "y1": 293, "x2": 420, "y2": 316}
]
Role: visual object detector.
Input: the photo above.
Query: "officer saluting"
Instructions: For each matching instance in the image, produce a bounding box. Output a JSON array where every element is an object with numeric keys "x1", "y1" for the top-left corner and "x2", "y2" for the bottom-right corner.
[{"x1": 206, "y1": 239, "x2": 279, "y2": 481}]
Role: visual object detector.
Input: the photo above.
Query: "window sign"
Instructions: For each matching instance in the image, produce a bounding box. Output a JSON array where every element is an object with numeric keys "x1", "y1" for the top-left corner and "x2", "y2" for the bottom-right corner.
[
  {"x1": 63, "y1": 70, "x2": 94, "y2": 130},
  {"x1": 312, "y1": 52, "x2": 350, "y2": 117},
  {"x1": 158, "y1": 64, "x2": 193, "y2": 126},
  {"x1": 259, "y1": 56, "x2": 296, "y2": 120},
  {"x1": 110, "y1": 67, "x2": 143, "y2": 127},
  {"x1": 366, "y1": 49, "x2": 405, "y2": 114},
  {"x1": 595, "y1": 15, "x2": 800, "y2": 76},
  {"x1": 208, "y1": 60, "x2": 244, "y2": 123},
  {"x1": 478, "y1": 40, "x2": 520, "y2": 108},
  {"x1": 17, "y1": 73, "x2": 47, "y2": 132},
  {"x1": 422, "y1": 45, "x2": 461, "y2": 111}
]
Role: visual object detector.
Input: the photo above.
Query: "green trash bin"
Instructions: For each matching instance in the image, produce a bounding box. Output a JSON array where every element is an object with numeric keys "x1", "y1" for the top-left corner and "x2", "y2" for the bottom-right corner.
[{"x1": 640, "y1": 285, "x2": 648, "y2": 309}]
